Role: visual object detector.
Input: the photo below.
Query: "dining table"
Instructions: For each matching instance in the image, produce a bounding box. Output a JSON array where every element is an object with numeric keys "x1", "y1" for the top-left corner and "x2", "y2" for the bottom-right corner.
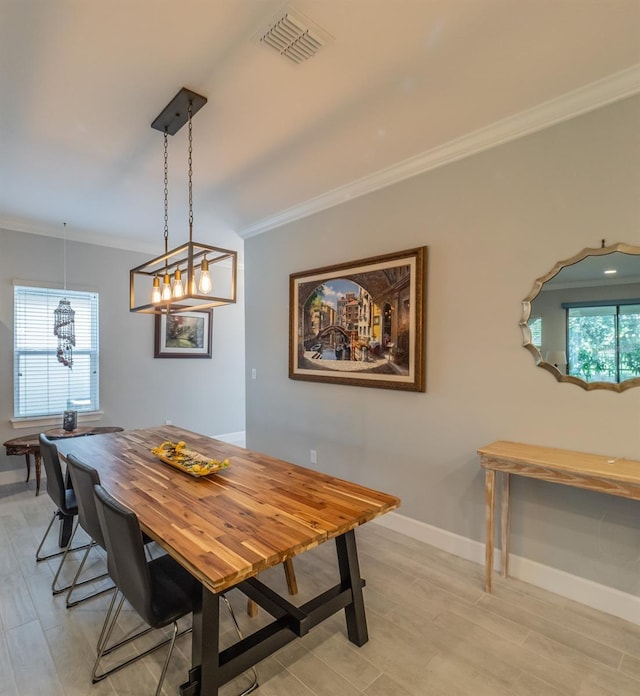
[{"x1": 53, "y1": 425, "x2": 400, "y2": 695}]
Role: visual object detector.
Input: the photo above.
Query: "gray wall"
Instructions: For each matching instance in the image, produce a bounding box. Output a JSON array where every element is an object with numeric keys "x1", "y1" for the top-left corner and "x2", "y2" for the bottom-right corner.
[
  {"x1": 1, "y1": 229, "x2": 246, "y2": 473},
  {"x1": 245, "y1": 94, "x2": 640, "y2": 596}
]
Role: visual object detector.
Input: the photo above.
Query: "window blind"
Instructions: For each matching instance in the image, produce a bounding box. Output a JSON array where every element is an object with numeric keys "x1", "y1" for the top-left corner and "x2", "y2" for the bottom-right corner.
[{"x1": 14, "y1": 286, "x2": 99, "y2": 418}]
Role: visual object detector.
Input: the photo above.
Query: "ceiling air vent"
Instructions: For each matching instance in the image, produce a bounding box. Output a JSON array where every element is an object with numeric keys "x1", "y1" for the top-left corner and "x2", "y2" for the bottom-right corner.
[{"x1": 259, "y1": 9, "x2": 333, "y2": 64}]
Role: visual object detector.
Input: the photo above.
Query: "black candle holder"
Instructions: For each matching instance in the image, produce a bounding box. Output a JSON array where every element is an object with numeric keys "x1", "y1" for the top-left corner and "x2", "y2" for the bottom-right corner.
[{"x1": 63, "y1": 410, "x2": 77, "y2": 432}]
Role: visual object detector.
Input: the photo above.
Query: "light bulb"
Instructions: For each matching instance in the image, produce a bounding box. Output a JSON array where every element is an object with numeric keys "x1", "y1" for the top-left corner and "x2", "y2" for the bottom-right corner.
[
  {"x1": 173, "y1": 269, "x2": 185, "y2": 298},
  {"x1": 161, "y1": 273, "x2": 172, "y2": 301},
  {"x1": 151, "y1": 276, "x2": 161, "y2": 303},
  {"x1": 199, "y1": 257, "x2": 212, "y2": 294}
]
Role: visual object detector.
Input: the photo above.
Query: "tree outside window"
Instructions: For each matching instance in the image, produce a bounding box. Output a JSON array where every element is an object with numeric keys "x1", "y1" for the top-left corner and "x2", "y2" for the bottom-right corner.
[{"x1": 567, "y1": 304, "x2": 640, "y2": 382}]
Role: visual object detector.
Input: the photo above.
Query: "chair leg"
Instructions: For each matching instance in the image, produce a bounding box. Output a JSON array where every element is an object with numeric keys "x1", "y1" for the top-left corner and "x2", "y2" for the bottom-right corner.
[
  {"x1": 95, "y1": 587, "x2": 120, "y2": 655},
  {"x1": 92, "y1": 594, "x2": 191, "y2": 685},
  {"x1": 222, "y1": 595, "x2": 259, "y2": 695},
  {"x1": 94, "y1": 595, "x2": 256, "y2": 695},
  {"x1": 35, "y1": 511, "x2": 58, "y2": 560},
  {"x1": 64, "y1": 539, "x2": 113, "y2": 607},
  {"x1": 52, "y1": 523, "x2": 83, "y2": 594},
  {"x1": 36, "y1": 510, "x2": 90, "y2": 562},
  {"x1": 155, "y1": 621, "x2": 179, "y2": 696},
  {"x1": 92, "y1": 592, "x2": 125, "y2": 682}
]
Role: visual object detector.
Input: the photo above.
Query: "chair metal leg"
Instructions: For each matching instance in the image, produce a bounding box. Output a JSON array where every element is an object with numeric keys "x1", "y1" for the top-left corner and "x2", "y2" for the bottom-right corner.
[
  {"x1": 155, "y1": 621, "x2": 179, "y2": 696},
  {"x1": 52, "y1": 530, "x2": 110, "y2": 598},
  {"x1": 36, "y1": 510, "x2": 90, "y2": 562},
  {"x1": 92, "y1": 593, "x2": 191, "y2": 685},
  {"x1": 52, "y1": 523, "x2": 83, "y2": 594},
  {"x1": 222, "y1": 595, "x2": 259, "y2": 695},
  {"x1": 64, "y1": 539, "x2": 113, "y2": 607},
  {"x1": 93, "y1": 595, "x2": 256, "y2": 696},
  {"x1": 99, "y1": 593, "x2": 155, "y2": 657},
  {"x1": 95, "y1": 587, "x2": 120, "y2": 655}
]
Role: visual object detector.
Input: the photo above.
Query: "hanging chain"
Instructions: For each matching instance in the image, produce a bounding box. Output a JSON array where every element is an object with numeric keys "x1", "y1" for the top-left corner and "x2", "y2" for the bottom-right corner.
[
  {"x1": 163, "y1": 129, "x2": 169, "y2": 256},
  {"x1": 62, "y1": 221, "x2": 67, "y2": 291},
  {"x1": 188, "y1": 101, "x2": 194, "y2": 238}
]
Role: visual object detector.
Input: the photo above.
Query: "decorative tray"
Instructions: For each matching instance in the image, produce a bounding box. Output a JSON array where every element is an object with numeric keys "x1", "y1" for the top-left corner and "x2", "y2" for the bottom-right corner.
[{"x1": 150, "y1": 441, "x2": 230, "y2": 478}]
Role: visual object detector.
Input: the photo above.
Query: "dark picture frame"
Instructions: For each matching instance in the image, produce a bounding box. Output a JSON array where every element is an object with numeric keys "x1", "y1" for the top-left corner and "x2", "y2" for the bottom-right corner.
[
  {"x1": 154, "y1": 309, "x2": 213, "y2": 359},
  {"x1": 289, "y1": 247, "x2": 427, "y2": 391}
]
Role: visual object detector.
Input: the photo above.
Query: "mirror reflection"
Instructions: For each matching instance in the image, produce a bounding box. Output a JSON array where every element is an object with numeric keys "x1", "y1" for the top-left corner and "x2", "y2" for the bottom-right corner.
[{"x1": 521, "y1": 243, "x2": 640, "y2": 391}]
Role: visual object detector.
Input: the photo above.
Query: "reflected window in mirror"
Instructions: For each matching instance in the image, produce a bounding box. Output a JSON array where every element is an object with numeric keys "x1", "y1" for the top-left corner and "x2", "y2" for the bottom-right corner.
[
  {"x1": 564, "y1": 303, "x2": 640, "y2": 382},
  {"x1": 521, "y1": 243, "x2": 640, "y2": 392},
  {"x1": 529, "y1": 316, "x2": 542, "y2": 350}
]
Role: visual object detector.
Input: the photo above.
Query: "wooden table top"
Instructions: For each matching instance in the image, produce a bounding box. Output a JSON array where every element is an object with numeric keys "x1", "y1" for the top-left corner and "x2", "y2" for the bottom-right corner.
[
  {"x1": 54, "y1": 425, "x2": 400, "y2": 594},
  {"x1": 478, "y1": 440, "x2": 640, "y2": 486}
]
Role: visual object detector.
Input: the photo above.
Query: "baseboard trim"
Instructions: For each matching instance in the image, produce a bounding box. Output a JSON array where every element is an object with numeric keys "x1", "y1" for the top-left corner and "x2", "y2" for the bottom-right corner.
[
  {"x1": 211, "y1": 431, "x2": 246, "y2": 447},
  {"x1": 373, "y1": 511, "x2": 640, "y2": 625}
]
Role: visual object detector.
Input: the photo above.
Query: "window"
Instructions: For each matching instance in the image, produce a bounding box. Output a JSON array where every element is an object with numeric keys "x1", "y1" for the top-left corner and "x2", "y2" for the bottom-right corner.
[
  {"x1": 528, "y1": 316, "x2": 542, "y2": 349},
  {"x1": 14, "y1": 286, "x2": 99, "y2": 418},
  {"x1": 565, "y1": 302, "x2": 640, "y2": 383}
]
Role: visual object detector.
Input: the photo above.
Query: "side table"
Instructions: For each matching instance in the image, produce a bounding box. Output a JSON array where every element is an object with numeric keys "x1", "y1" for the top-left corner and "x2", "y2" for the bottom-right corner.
[
  {"x1": 3, "y1": 426, "x2": 124, "y2": 497},
  {"x1": 3, "y1": 434, "x2": 42, "y2": 494}
]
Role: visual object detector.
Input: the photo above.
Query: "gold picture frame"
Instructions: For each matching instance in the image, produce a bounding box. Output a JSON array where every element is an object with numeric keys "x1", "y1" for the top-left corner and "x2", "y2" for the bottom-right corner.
[{"x1": 289, "y1": 247, "x2": 427, "y2": 391}]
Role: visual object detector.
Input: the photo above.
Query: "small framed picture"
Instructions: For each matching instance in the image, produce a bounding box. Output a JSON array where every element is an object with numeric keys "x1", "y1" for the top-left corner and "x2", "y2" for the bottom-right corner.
[{"x1": 154, "y1": 310, "x2": 212, "y2": 359}]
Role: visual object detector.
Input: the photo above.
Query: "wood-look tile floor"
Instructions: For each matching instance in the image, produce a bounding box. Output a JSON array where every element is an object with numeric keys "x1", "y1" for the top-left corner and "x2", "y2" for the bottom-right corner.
[{"x1": 2, "y1": 478, "x2": 640, "y2": 696}]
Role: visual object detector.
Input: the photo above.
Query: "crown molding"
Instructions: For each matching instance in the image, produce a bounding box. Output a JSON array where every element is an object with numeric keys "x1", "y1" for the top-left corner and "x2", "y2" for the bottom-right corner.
[
  {"x1": 0, "y1": 215, "x2": 160, "y2": 255},
  {"x1": 239, "y1": 64, "x2": 640, "y2": 239}
]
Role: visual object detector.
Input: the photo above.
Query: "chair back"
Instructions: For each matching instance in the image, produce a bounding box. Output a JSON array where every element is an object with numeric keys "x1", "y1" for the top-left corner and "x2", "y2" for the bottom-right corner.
[
  {"x1": 93, "y1": 484, "x2": 155, "y2": 626},
  {"x1": 39, "y1": 434, "x2": 71, "y2": 513},
  {"x1": 66, "y1": 454, "x2": 105, "y2": 548}
]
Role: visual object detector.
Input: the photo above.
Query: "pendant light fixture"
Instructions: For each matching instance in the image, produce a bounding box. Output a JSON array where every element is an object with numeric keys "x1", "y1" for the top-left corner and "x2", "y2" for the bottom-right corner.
[
  {"x1": 130, "y1": 87, "x2": 237, "y2": 314},
  {"x1": 54, "y1": 222, "x2": 75, "y2": 368}
]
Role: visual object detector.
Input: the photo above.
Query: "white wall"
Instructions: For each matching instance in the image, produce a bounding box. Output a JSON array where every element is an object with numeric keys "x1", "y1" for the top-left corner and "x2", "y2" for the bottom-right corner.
[
  {"x1": 244, "y1": 94, "x2": 640, "y2": 601},
  {"x1": 0, "y1": 229, "x2": 246, "y2": 473}
]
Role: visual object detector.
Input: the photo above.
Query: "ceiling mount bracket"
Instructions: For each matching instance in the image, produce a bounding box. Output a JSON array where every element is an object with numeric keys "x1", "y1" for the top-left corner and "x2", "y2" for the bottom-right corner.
[{"x1": 151, "y1": 87, "x2": 207, "y2": 135}]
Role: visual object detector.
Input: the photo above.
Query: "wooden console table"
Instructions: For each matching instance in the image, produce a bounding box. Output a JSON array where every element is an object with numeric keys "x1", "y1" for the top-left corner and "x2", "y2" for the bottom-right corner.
[{"x1": 478, "y1": 440, "x2": 640, "y2": 592}]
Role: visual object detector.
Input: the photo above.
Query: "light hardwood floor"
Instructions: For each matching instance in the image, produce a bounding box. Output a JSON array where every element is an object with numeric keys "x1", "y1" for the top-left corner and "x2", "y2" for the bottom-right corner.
[{"x1": 2, "y1": 476, "x2": 640, "y2": 696}]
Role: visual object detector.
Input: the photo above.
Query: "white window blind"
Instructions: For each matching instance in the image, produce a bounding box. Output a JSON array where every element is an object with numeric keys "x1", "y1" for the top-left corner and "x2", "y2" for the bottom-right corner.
[{"x1": 14, "y1": 286, "x2": 99, "y2": 418}]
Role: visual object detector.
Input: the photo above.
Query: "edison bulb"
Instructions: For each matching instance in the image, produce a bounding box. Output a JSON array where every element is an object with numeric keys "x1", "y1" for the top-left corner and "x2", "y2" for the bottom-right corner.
[
  {"x1": 199, "y1": 257, "x2": 212, "y2": 294},
  {"x1": 173, "y1": 269, "x2": 185, "y2": 298},
  {"x1": 161, "y1": 273, "x2": 172, "y2": 301},
  {"x1": 199, "y1": 269, "x2": 212, "y2": 294},
  {"x1": 151, "y1": 276, "x2": 161, "y2": 303}
]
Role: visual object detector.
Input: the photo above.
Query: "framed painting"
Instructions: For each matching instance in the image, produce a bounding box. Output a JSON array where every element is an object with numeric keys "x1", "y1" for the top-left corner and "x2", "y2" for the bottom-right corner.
[
  {"x1": 289, "y1": 247, "x2": 427, "y2": 391},
  {"x1": 154, "y1": 309, "x2": 212, "y2": 358}
]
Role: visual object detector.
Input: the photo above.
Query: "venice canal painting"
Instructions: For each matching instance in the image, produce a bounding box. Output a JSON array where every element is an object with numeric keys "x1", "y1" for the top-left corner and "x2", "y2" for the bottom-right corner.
[{"x1": 289, "y1": 248, "x2": 426, "y2": 391}]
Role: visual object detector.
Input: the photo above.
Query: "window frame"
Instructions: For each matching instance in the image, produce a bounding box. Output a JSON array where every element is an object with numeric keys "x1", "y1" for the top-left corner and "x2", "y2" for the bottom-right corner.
[
  {"x1": 563, "y1": 298, "x2": 640, "y2": 383},
  {"x1": 13, "y1": 283, "x2": 100, "y2": 425}
]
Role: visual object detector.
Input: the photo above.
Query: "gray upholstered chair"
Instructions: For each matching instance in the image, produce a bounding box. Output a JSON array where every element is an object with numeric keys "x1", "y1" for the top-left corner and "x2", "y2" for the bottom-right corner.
[
  {"x1": 36, "y1": 434, "x2": 90, "y2": 593},
  {"x1": 93, "y1": 484, "x2": 258, "y2": 696}
]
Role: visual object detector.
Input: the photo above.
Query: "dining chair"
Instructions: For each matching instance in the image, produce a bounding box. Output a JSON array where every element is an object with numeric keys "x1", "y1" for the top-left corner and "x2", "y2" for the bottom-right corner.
[
  {"x1": 63, "y1": 454, "x2": 116, "y2": 608},
  {"x1": 93, "y1": 484, "x2": 258, "y2": 696},
  {"x1": 36, "y1": 434, "x2": 91, "y2": 594}
]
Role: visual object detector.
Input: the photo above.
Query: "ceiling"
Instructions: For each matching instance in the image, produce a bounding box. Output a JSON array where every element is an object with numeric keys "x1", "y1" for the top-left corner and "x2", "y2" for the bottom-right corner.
[{"x1": 1, "y1": 1, "x2": 639, "y2": 253}]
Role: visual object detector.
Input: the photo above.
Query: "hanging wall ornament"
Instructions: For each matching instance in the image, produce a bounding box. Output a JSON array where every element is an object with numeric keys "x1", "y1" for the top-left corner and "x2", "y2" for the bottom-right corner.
[
  {"x1": 53, "y1": 222, "x2": 75, "y2": 368},
  {"x1": 54, "y1": 298, "x2": 75, "y2": 368}
]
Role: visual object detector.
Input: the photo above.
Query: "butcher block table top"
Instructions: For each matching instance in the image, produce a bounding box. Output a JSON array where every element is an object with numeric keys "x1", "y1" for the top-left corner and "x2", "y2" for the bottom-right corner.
[{"x1": 54, "y1": 424, "x2": 400, "y2": 595}]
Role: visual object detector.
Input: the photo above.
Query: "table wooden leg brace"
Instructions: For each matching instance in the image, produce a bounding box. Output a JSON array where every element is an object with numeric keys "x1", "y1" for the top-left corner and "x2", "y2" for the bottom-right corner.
[{"x1": 180, "y1": 529, "x2": 368, "y2": 696}]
